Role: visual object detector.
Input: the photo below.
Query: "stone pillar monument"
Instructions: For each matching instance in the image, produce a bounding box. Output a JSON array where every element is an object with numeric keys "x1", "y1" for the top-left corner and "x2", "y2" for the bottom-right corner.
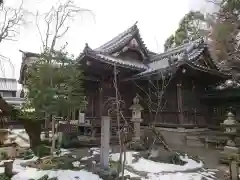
[
  {"x1": 129, "y1": 95, "x2": 144, "y2": 150},
  {"x1": 100, "y1": 116, "x2": 110, "y2": 169}
]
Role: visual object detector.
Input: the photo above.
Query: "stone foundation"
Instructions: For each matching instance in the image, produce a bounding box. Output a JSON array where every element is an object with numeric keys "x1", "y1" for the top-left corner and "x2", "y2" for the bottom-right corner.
[{"x1": 140, "y1": 126, "x2": 210, "y2": 147}]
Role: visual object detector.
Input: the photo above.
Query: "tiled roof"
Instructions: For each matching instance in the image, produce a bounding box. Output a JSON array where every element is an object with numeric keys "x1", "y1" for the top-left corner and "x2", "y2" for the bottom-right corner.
[
  {"x1": 79, "y1": 23, "x2": 221, "y2": 75},
  {"x1": 81, "y1": 35, "x2": 230, "y2": 79},
  {"x1": 94, "y1": 22, "x2": 150, "y2": 56},
  {"x1": 133, "y1": 39, "x2": 206, "y2": 77},
  {"x1": 150, "y1": 38, "x2": 204, "y2": 62}
]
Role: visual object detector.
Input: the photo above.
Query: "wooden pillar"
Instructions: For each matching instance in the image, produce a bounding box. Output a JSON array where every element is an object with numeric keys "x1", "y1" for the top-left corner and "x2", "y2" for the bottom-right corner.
[
  {"x1": 177, "y1": 83, "x2": 184, "y2": 125},
  {"x1": 99, "y1": 86, "x2": 103, "y2": 117}
]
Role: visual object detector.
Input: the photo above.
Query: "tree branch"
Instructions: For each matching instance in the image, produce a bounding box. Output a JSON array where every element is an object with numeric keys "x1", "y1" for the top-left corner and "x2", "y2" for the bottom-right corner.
[
  {"x1": 36, "y1": 0, "x2": 93, "y2": 53},
  {"x1": 0, "y1": 0, "x2": 24, "y2": 43}
]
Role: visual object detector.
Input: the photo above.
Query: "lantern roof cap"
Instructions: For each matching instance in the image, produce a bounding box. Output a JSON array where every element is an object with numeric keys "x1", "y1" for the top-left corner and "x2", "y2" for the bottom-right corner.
[{"x1": 129, "y1": 103, "x2": 143, "y2": 110}]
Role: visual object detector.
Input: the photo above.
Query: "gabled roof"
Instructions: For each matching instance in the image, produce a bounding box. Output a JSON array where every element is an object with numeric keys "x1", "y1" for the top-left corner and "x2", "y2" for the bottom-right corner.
[
  {"x1": 94, "y1": 21, "x2": 150, "y2": 57},
  {"x1": 78, "y1": 22, "x2": 156, "y2": 70}
]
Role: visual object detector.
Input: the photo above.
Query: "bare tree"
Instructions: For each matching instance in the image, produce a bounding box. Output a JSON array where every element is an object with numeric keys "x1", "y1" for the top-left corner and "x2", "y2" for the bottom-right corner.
[
  {"x1": 0, "y1": 0, "x2": 25, "y2": 43},
  {"x1": 133, "y1": 72, "x2": 174, "y2": 151},
  {"x1": 35, "y1": 0, "x2": 93, "y2": 53}
]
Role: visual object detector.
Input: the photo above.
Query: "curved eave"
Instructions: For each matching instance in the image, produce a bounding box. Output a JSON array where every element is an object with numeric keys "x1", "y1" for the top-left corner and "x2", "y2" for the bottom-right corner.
[
  {"x1": 78, "y1": 47, "x2": 147, "y2": 71},
  {"x1": 124, "y1": 61, "x2": 230, "y2": 81},
  {"x1": 86, "y1": 54, "x2": 146, "y2": 71},
  {"x1": 126, "y1": 64, "x2": 179, "y2": 81},
  {"x1": 186, "y1": 61, "x2": 231, "y2": 79}
]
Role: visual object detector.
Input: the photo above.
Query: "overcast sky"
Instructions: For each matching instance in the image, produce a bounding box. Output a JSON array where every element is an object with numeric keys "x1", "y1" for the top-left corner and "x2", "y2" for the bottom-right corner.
[{"x1": 0, "y1": 0, "x2": 215, "y2": 80}]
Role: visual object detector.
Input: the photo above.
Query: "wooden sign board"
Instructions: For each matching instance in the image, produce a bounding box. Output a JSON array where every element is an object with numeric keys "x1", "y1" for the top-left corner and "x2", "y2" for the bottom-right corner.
[{"x1": 58, "y1": 124, "x2": 78, "y2": 133}]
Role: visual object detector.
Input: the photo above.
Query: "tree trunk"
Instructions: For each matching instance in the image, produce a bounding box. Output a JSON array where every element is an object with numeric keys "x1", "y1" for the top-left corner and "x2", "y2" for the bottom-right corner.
[{"x1": 21, "y1": 118, "x2": 41, "y2": 149}]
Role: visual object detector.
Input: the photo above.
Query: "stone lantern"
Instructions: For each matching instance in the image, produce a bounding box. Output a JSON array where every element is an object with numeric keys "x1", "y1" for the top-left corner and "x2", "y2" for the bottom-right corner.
[
  {"x1": 220, "y1": 110, "x2": 240, "y2": 165},
  {"x1": 129, "y1": 95, "x2": 144, "y2": 142}
]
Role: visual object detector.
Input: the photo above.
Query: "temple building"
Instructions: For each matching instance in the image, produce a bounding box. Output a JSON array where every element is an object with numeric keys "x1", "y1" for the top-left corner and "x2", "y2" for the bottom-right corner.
[
  {"x1": 19, "y1": 23, "x2": 232, "y2": 130},
  {"x1": 78, "y1": 23, "x2": 231, "y2": 129}
]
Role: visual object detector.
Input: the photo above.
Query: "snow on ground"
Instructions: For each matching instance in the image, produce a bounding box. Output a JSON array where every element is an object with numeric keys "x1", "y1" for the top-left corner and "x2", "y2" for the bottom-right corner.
[
  {"x1": 108, "y1": 151, "x2": 215, "y2": 180},
  {"x1": 12, "y1": 169, "x2": 103, "y2": 180},
  {"x1": 110, "y1": 151, "x2": 138, "y2": 162},
  {"x1": 0, "y1": 156, "x2": 102, "y2": 180},
  {"x1": 145, "y1": 172, "x2": 214, "y2": 180},
  {"x1": 89, "y1": 147, "x2": 112, "y2": 155},
  {"x1": 81, "y1": 147, "x2": 112, "y2": 160},
  {"x1": 110, "y1": 152, "x2": 203, "y2": 173},
  {"x1": 132, "y1": 155, "x2": 203, "y2": 173},
  {"x1": 54, "y1": 148, "x2": 71, "y2": 157},
  {"x1": 0, "y1": 144, "x2": 216, "y2": 180},
  {"x1": 6, "y1": 129, "x2": 30, "y2": 148}
]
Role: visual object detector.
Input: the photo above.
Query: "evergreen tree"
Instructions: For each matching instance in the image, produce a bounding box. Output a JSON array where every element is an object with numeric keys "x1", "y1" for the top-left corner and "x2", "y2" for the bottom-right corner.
[
  {"x1": 21, "y1": 49, "x2": 86, "y2": 148},
  {"x1": 164, "y1": 11, "x2": 208, "y2": 51},
  {"x1": 25, "y1": 49, "x2": 86, "y2": 117}
]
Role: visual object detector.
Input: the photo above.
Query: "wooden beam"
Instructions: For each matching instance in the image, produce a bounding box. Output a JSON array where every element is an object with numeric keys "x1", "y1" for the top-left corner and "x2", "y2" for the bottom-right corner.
[
  {"x1": 177, "y1": 83, "x2": 184, "y2": 125},
  {"x1": 99, "y1": 84, "x2": 103, "y2": 117}
]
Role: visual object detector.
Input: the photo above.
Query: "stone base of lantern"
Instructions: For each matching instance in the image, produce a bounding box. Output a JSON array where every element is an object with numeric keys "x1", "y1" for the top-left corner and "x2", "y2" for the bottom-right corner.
[
  {"x1": 224, "y1": 146, "x2": 240, "y2": 154},
  {"x1": 220, "y1": 146, "x2": 240, "y2": 164},
  {"x1": 129, "y1": 138, "x2": 145, "y2": 151}
]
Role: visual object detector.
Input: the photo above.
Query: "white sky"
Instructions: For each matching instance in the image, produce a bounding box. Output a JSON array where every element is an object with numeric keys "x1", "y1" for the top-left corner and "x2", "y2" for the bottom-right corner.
[{"x1": 0, "y1": 0, "x2": 214, "y2": 81}]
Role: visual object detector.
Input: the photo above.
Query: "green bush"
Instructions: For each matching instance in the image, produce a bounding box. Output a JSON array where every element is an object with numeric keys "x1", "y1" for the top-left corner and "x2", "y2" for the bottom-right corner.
[
  {"x1": 0, "y1": 152, "x2": 8, "y2": 160},
  {"x1": 33, "y1": 144, "x2": 51, "y2": 158},
  {"x1": 48, "y1": 178, "x2": 57, "y2": 180},
  {"x1": 0, "y1": 173, "x2": 11, "y2": 180},
  {"x1": 41, "y1": 140, "x2": 51, "y2": 146},
  {"x1": 23, "y1": 149, "x2": 35, "y2": 160}
]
